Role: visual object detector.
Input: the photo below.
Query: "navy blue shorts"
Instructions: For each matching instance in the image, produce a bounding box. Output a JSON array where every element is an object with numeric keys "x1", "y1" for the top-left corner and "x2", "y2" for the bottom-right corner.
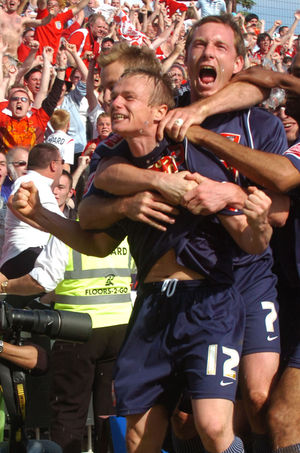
[
  {"x1": 114, "y1": 280, "x2": 245, "y2": 416},
  {"x1": 234, "y1": 258, "x2": 280, "y2": 355}
]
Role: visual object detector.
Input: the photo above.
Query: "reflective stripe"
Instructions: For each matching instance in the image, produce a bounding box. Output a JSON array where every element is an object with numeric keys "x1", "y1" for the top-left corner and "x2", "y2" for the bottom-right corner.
[
  {"x1": 57, "y1": 293, "x2": 131, "y2": 304},
  {"x1": 64, "y1": 267, "x2": 131, "y2": 279},
  {"x1": 64, "y1": 249, "x2": 131, "y2": 279}
]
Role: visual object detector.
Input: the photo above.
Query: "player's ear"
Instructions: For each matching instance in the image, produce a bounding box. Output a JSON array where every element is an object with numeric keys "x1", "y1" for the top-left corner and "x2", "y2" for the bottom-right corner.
[
  {"x1": 233, "y1": 55, "x2": 244, "y2": 74},
  {"x1": 153, "y1": 104, "x2": 168, "y2": 121}
]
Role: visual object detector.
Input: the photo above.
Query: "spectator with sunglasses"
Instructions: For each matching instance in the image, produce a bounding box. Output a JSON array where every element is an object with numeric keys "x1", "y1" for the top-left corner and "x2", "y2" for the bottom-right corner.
[
  {"x1": 0, "y1": 51, "x2": 68, "y2": 152},
  {"x1": 6, "y1": 147, "x2": 29, "y2": 182},
  {"x1": 0, "y1": 142, "x2": 67, "y2": 308}
]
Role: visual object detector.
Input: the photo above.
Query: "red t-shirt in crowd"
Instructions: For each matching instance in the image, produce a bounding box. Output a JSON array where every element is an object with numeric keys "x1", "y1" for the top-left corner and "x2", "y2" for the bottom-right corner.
[
  {"x1": 17, "y1": 43, "x2": 31, "y2": 62},
  {"x1": 35, "y1": 8, "x2": 74, "y2": 62},
  {"x1": 68, "y1": 28, "x2": 100, "y2": 65}
]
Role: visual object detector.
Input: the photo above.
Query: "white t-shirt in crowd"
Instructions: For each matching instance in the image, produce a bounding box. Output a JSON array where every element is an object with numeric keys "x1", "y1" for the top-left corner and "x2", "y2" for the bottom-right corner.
[{"x1": 46, "y1": 130, "x2": 75, "y2": 165}]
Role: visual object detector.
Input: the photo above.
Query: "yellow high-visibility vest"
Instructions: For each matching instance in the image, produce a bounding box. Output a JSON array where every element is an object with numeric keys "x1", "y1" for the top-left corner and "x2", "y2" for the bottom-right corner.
[{"x1": 54, "y1": 239, "x2": 133, "y2": 328}]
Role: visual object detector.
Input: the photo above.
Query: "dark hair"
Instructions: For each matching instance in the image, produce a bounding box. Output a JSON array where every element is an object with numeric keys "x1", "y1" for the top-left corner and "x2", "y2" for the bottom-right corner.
[
  {"x1": 185, "y1": 14, "x2": 246, "y2": 59},
  {"x1": 28, "y1": 143, "x2": 59, "y2": 170},
  {"x1": 102, "y1": 37, "x2": 114, "y2": 46},
  {"x1": 61, "y1": 169, "x2": 73, "y2": 189},
  {"x1": 24, "y1": 65, "x2": 43, "y2": 82},
  {"x1": 245, "y1": 13, "x2": 259, "y2": 23},
  {"x1": 257, "y1": 33, "x2": 271, "y2": 46},
  {"x1": 279, "y1": 26, "x2": 288, "y2": 33}
]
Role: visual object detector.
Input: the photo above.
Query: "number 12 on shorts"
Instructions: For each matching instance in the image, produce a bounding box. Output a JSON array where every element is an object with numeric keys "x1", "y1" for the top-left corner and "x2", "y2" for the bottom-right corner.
[{"x1": 206, "y1": 345, "x2": 240, "y2": 381}]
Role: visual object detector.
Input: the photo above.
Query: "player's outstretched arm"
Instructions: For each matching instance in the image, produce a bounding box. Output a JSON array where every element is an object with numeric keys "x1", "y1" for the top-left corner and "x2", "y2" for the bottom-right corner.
[
  {"x1": 13, "y1": 182, "x2": 119, "y2": 257},
  {"x1": 186, "y1": 125, "x2": 300, "y2": 193},
  {"x1": 157, "y1": 80, "x2": 267, "y2": 142}
]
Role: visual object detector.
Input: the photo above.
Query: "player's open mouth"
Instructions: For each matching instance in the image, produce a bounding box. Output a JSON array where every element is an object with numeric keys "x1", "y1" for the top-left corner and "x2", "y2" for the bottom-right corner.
[
  {"x1": 16, "y1": 106, "x2": 22, "y2": 111},
  {"x1": 199, "y1": 66, "x2": 216, "y2": 84}
]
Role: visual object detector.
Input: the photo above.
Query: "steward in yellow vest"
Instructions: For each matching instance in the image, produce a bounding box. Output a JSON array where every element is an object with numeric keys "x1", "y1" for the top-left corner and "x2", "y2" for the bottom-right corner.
[{"x1": 50, "y1": 238, "x2": 133, "y2": 453}]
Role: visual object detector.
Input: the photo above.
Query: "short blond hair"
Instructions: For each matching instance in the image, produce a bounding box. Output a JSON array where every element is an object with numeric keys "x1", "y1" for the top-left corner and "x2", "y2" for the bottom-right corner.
[{"x1": 50, "y1": 109, "x2": 70, "y2": 131}]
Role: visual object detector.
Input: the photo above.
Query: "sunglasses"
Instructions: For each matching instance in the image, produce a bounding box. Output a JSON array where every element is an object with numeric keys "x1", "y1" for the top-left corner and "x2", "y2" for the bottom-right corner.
[
  {"x1": 54, "y1": 159, "x2": 65, "y2": 164},
  {"x1": 11, "y1": 160, "x2": 27, "y2": 167},
  {"x1": 10, "y1": 96, "x2": 29, "y2": 102}
]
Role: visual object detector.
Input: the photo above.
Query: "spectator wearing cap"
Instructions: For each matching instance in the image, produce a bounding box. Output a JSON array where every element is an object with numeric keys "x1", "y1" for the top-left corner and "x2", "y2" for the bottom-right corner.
[
  {"x1": 101, "y1": 37, "x2": 114, "y2": 55},
  {"x1": 245, "y1": 13, "x2": 261, "y2": 35}
]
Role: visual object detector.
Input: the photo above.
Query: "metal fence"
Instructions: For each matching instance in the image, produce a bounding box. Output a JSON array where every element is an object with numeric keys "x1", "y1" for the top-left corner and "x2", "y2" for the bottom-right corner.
[{"x1": 237, "y1": 0, "x2": 300, "y2": 34}]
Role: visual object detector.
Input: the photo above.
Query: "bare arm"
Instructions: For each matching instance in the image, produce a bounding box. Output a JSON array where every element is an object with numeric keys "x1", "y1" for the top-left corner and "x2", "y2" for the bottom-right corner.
[
  {"x1": 181, "y1": 173, "x2": 247, "y2": 215},
  {"x1": 157, "y1": 79, "x2": 268, "y2": 141},
  {"x1": 232, "y1": 65, "x2": 300, "y2": 94},
  {"x1": 0, "y1": 274, "x2": 45, "y2": 296},
  {"x1": 78, "y1": 189, "x2": 179, "y2": 232},
  {"x1": 71, "y1": 0, "x2": 90, "y2": 16},
  {"x1": 161, "y1": 38, "x2": 185, "y2": 74},
  {"x1": 94, "y1": 156, "x2": 197, "y2": 205},
  {"x1": 186, "y1": 125, "x2": 300, "y2": 193},
  {"x1": 266, "y1": 19, "x2": 281, "y2": 37},
  {"x1": 86, "y1": 58, "x2": 98, "y2": 112},
  {"x1": 71, "y1": 155, "x2": 90, "y2": 190},
  {"x1": 150, "y1": 23, "x2": 175, "y2": 51},
  {"x1": 15, "y1": 40, "x2": 40, "y2": 83},
  {"x1": 22, "y1": 10, "x2": 55, "y2": 28},
  {"x1": 12, "y1": 182, "x2": 120, "y2": 257},
  {"x1": 32, "y1": 46, "x2": 54, "y2": 109},
  {"x1": 65, "y1": 42, "x2": 88, "y2": 82},
  {"x1": 0, "y1": 341, "x2": 38, "y2": 370},
  {"x1": 169, "y1": 12, "x2": 186, "y2": 48}
]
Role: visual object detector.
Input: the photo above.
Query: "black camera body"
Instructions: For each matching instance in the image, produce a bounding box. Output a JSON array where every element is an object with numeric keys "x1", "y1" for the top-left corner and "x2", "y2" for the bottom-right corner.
[
  {"x1": 0, "y1": 301, "x2": 92, "y2": 343},
  {"x1": 0, "y1": 301, "x2": 92, "y2": 453}
]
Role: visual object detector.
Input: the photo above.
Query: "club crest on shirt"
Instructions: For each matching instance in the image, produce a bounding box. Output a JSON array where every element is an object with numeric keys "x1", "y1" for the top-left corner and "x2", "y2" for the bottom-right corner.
[
  {"x1": 220, "y1": 132, "x2": 241, "y2": 143},
  {"x1": 284, "y1": 142, "x2": 300, "y2": 160},
  {"x1": 55, "y1": 21, "x2": 62, "y2": 29},
  {"x1": 218, "y1": 133, "x2": 241, "y2": 181}
]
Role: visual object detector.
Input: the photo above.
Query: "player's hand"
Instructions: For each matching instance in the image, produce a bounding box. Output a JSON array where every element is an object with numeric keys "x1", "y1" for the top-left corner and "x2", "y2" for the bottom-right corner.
[
  {"x1": 243, "y1": 186, "x2": 271, "y2": 230},
  {"x1": 182, "y1": 174, "x2": 231, "y2": 215},
  {"x1": 12, "y1": 181, "x2": 42, "y2": 219},
  {"x1": 156, "y1": 171, "x2": 198, "y2": 205},
  {"x1": 157, "y1": 103, "x2": 209, "y2": 142},
  {"x1": 123, "y1": 191, "x2": 179, "y2": 231}
]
